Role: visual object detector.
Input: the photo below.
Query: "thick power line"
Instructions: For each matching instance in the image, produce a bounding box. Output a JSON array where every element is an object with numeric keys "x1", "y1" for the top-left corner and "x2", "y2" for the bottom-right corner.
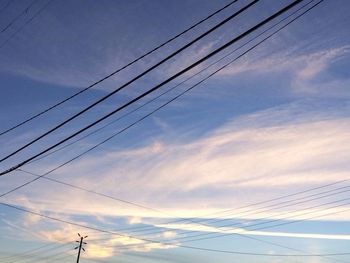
[
  {"x1": 0, "y1": 0, "x2": 238, "y2": 136},
  {"x1": 0, "y1": 0, "x2": 301, "y2": 175}
]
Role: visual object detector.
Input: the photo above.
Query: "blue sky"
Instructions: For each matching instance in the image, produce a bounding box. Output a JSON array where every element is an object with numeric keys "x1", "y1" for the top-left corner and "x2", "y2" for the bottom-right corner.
[{"x1": 1, "y1": 0, "x2": 350, "y2": 262}]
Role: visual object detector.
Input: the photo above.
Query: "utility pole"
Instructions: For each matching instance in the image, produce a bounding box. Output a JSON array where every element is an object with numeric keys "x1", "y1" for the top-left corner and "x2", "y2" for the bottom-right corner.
[{"x1": 75, "y1": 233, "x2": 88, "y2": 263}]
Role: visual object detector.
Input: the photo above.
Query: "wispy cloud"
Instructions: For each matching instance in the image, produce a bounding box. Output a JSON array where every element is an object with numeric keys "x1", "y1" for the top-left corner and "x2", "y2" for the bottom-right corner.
[
  {"x1": 217, "y1": 44, "x2": 350, "y2": 96},
  {"x1": 157, "y1": 223, "x2": 350, "y2": 241},
  {"x1": 4, "y1": 101, "x2": 350, "y2": 223}
]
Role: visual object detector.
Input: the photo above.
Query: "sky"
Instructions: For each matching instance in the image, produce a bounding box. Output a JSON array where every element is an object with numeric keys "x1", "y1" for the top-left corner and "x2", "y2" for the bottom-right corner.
[{"x1": 0, "y1": 0, "x2": 350, "y2": 262}]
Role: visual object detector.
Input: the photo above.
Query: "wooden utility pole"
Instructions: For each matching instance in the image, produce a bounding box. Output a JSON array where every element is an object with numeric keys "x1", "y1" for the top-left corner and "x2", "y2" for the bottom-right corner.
[{"x1": 75, "y1": 233, "x2": 87, "y2": 263}]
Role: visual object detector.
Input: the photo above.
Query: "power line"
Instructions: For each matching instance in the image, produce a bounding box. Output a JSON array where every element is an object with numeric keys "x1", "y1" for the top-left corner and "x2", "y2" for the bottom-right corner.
[
  {"x1": 126, "y1": 183, "x2": 350, "y2": 237},
  {"x1": 0, "y1": 0, "x2": 300, "y2": 174},
  {"x1": 0, "y1": 0, "x2": 39, "y2": 34},
  {"x1": 0, "y1": 0, "x2": 54, "y2": 49},
  {"x1": 16, "y1": 248, "x2": 74, "y2": 263},
  {"x1": 0, "y1": 215, "x2": 74, "y2": 262},
  {"x1": 1, "y1": 0, "x2": 338, "y2": 260},
  {"x1": 8, "y1": 0, "x2": 323, "y2": 220},
  {"x1": 0, "y1": 5, "x2": 334, "y2": 258},
  {"x1": 1, "y1": 242, "x2": 72, "y2": 263},
  {"x1": 18, "y1": 168, "x2": 350, "y2": 238},
  {"x1": 5, "y1": 160, "x2": 349, "y2": 258},
  {"x1": 0, "y1": 0, "x2": 321, "y2": 204},
  {"x1": 0, "y1": 2, "x2": 326, "y2": 226},
  {"x1": 1, "y1": 198, "x2": 350, "y2": 257},
  {"x1": 179, "y1": 197, "x2": 350, "y2": 244},
  {"x1": 61, "y1": 173, "x2": 348, "y2": 262},
  {"x1": 3, "y1": 247, "x2": 72, "y2": 263},
  {"x1": 163, "y1": 193, "x2": 350, "y2": 243},
  {"x1": 6, "y1": 137, "x2": 350, "y2": 257},
  {"x1": 0, "y1": 0, "x2": 239, "y2": 136},
  {"x1": 83, "y1": 180, "x2": 349, "y2": 243},
  {"x1": 5, "y1": 0, "x2": 340, "y2": 239},
  {"x1": 0, "y1": 0, "x2": 342, "y2": 260},
  {"x1": 83, "y1": 196, "x2": 350, "y2": 253},
  {"x1": 17, "y1": 169, "x2": 178, "y2": 216}
]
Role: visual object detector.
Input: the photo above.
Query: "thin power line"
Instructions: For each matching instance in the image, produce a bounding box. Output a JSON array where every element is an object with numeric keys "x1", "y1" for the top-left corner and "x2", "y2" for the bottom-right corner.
[
  {"x1": 14, "y1": 248, "x2": 74, "y2": 263},
  {"x1": 3, "y1": 245, "x2": 71, "y2": 263},
  {"x1": 180, "y1": 197, "x2": 350, "y2": 244},
  {"x1": 0, "y1": 0, "x2": 300, "y2": 175},
  {"x1": 0, "y1": 0, "x2": 39, "y2": 34},
  {"x1": 163, "y1": 193, "x2": 350, "y2": 243},
  {"x1": 83, "y1": 196, "x2": 350, "y2": 252},
  {"x1": 0, "y1": 242, "x2": 72, "y2": 263},
  {"x1": 86, "y1": 180, "x2": 348, "y2": 242},
  {"x1": 126, "y1": 184, "x2": 350, "y2": 237},
  {"x1": 1, "y1": 199, "x2": 350, "y2": 257},
  {"x1": 0, "y1": 0, "x2": 239, "y2": 136},
  {"x1": 0, "y1": 0, "x2": 54, "y2": 49},
  {"x1": 18, "y1": 171, "x2": 350, "y2": 238}
]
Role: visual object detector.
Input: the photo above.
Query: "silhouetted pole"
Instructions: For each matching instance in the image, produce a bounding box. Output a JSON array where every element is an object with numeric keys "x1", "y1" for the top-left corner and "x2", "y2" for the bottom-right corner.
[{"x1": 75, "y1": 233, "x2": 87, "y2": 263}]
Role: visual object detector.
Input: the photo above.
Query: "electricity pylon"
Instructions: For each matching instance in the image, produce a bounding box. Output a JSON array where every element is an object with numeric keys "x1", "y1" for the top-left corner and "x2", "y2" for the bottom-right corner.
[{"x1": 75, "y1": 233, "x2": 88, "y2": 263}]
